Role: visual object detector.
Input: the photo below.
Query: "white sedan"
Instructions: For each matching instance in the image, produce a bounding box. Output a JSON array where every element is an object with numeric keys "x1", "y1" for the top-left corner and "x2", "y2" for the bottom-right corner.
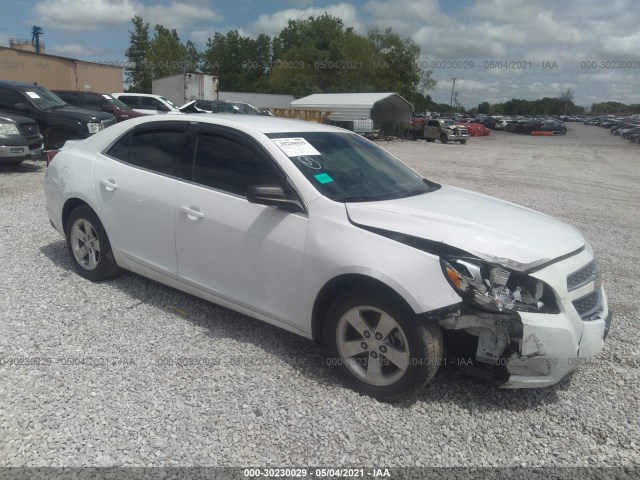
[{"x1": 44, "y1": 115, "x2": 611, "y2": 400}]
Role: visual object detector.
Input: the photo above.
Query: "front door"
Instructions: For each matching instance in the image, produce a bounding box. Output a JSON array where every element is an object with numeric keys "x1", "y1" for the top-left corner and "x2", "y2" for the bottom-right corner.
[{"x1": 175, "y1": 125, "x2": 308, "y2": 325}]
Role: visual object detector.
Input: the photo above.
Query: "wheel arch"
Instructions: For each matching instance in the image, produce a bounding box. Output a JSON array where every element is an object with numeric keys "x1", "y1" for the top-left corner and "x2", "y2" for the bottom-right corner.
[
  {"x1": 311, "y1": 274, "x2": 415, "y2": 345},
  {"x1": 62, "y1": 198, "x2": 94, "y2": 234}
]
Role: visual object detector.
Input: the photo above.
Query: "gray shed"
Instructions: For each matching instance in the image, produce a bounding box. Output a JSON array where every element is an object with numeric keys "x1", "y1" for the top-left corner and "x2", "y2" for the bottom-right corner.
[{"x1": 290, "y1": 92, "x2": 413, "y2": 136}]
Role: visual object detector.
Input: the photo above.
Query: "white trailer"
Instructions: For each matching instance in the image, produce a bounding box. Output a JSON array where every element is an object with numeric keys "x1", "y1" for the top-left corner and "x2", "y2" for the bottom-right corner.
[{"x1": 152, "y1": 73, "x2": 219, "y2": 105}]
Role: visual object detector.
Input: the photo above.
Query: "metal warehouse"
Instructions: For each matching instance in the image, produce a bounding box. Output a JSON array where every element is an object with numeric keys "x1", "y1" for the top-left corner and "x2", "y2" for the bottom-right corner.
[
  {"x1": 290, "y1": 92, "x2": 413, "y2": 135},
  {"x1": 0, "y1": 46, "x2": 123, "y2": 93}
]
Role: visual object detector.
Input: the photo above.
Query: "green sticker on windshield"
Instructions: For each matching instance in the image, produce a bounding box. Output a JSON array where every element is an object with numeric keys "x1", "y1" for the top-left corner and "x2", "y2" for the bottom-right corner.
[{"x1": 314, "y1": 173, "x2": 334, "y2": 184}]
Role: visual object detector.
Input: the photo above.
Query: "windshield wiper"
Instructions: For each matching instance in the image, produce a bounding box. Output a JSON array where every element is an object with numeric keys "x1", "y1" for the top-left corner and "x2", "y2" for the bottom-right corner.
[{"x1": 46, "y1": 104, "x2": 68, "y2": 110}]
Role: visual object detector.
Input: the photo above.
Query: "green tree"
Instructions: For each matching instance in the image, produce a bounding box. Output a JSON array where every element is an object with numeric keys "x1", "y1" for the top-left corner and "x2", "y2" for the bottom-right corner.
[
  {"x1": 125, "y1": 16, "x2": 151, "y2": 92},
  {"x1": 203, "y1": 30, "x2": 272, "y2": 92},
  {"x1": 367, "y1": 28, "x2": 434, "y2": 98},
  {"x1": 270, "y1": 14, "x2": 356, "y2": 96},
  {"x1": 147, "y1": 25, "x2": 190, "y2": 79},
  {"x1": 477, "y1": 101, "x2": 490, "y2": 114}
]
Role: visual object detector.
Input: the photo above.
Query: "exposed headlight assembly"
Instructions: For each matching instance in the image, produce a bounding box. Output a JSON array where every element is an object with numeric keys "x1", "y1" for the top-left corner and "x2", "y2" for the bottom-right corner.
[{"x1": 441, "y1": 257, "x2": 557, "y2": 314}]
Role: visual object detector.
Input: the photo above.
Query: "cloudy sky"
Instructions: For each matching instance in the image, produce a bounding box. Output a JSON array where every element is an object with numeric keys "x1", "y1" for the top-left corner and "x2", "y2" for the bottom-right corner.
[{"x1": 1, "y1": 0, "x2": 638, "y2": 107}]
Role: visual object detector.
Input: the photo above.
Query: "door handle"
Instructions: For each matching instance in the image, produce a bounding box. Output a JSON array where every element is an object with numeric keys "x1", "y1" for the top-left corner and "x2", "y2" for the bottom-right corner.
[
  {"x1": 180, "y1": 206, "x2": 205, "y2": 219},
  {"x1": 100, "y1": 179, "x2": 118, "y2": 191}
]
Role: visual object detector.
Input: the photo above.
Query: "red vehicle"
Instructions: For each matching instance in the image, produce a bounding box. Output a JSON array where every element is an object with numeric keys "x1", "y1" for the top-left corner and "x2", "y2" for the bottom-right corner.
[
  {"x1": 465, "y1": 123, "x2": 491, "y2": 137},
  {"x1": 52, "y1": 90, "x2": 147, "y2": 123}
]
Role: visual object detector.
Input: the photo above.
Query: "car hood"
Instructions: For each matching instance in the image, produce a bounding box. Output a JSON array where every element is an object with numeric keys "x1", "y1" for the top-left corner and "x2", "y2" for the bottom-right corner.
[
  {"x1": 48, "y1": 106, "x2": 114, "y2": 122},
  {"x1": 345, "y1": 185, "x2": 585, "y2": 271}
]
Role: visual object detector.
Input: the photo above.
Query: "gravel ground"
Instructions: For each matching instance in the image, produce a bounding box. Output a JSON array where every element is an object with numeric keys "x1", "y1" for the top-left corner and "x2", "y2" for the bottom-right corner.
[{"x1": 0, "y1": 123, "x2": 638, "y2": 469}]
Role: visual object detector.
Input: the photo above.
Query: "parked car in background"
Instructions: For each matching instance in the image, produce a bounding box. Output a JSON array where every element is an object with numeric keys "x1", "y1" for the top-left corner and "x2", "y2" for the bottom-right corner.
[
  {"x1": 0, "y1": 81, "x2": 115, "y2": 149},
  {"x1": 465, "y1": 123, "x2": 491, "y2": 137},
  {"x1": 0, "y1": 111, "x2": 43, "y2": 165},
  {"x1": 44, "y1": 114, "x2": 610, "y2": 400},
  {"x1": 423, "y1": 118, "x2": 469, "y2": 144},
  {"x1": 53, "y1": 91, "x2": 147, "y2": 123},
  {"x1": 194, "y1": 99, "x2": 268, "y2": 115},
  {"x1": 621, "y1": 126, "x2": 640, "y2": 140},
  {"x1": 541, "y1": 120, "x2": 567, "y2": 135},
  {"x1": 111, "y1": 93, "x2": 182, "y2": 115}
]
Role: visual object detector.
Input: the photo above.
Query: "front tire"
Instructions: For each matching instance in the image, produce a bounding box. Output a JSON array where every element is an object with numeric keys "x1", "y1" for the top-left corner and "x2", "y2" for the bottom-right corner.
[
  {"x1": 323, "y1": 289, "x2": 443, "y2": 401},
  {"x1": 440, "y1": 133, "x2": 448, "y2": 144},
  {"x1": 459, "y1": 139, "x2": 467, "y2": 145},
  {"x1": 65, "y1": 206, "x2": 121, "y2": 281}
]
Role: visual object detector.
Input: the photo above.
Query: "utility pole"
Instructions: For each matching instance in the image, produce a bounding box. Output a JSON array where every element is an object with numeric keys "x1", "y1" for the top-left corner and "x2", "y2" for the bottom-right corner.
[{"x1": 449, "y1": 78, "x2": 457, "y2": 108}]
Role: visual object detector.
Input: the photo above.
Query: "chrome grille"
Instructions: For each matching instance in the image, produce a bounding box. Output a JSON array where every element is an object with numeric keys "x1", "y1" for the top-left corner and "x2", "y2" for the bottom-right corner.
[
  {"x1": 573, "y1": 289, "x2": 603, "y2": 320},
  {"x1": 567, "y1": 261, "x2": 598, "y2": 291}
]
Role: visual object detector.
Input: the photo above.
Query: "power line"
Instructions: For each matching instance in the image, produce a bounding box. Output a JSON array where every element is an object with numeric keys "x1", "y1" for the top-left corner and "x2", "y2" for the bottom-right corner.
[{"x1": 449, "y1": 77, "x2": 456, "y2": 107}]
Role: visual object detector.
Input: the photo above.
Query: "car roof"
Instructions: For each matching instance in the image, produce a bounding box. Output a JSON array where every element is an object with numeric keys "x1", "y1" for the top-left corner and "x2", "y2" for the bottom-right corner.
[
  {"x1": 0, "y1": 80, "x2": 46, "y2": 90},
  {"x1": 52, "y1": 90, "x2": 106, "y2": 96},
  {"x1": 118, "y1": 113, "x2": 345, "y2": 134},
  {"x1": 112, "y1": 93, "x2": 163, "y2": 98}
]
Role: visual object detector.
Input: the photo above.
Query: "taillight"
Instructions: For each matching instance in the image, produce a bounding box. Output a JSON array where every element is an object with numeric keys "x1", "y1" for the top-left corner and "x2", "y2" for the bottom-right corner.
[{"x1": 45, "y1": 150, "x2": 59, "y2": 166}]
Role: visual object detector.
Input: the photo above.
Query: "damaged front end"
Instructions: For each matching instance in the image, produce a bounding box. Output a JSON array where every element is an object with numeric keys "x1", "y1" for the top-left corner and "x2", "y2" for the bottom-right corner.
[{"x1": 438, "y1": 256, "x2": 567, "y2": 386}]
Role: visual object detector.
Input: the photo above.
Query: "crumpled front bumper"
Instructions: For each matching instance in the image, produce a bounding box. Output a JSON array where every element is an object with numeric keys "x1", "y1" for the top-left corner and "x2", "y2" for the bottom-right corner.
[
  {"x1": 440, "y1": 247, "x2": 612, "y2": 388},
  {"x1": 501, "y1": 298, "x2": 611, "y2": 388},
  {"x1": 500, "y1": 247, "x2": 612, "y2": 388}
]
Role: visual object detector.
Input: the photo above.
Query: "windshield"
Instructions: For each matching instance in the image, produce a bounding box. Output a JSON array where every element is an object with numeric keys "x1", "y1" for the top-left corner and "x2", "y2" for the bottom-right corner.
[
  {"x1": 267, "y1": 132, "x2": 439, "y2": 202},
  {"x1": 161, "y1": 96, "x2": 176, "y2": 108},
  {"x1": 442, "y1": 120, "x2": 456, "y2": 126},
  {"x1": 236, "y1": 103, "x2": 262, "y2": 115},
  {"x1": 21, "y1": 86, "x2": 67, "y2": 110},
  {"x1": 105, "y1": 94, "x2": 133, "y2": 111}
]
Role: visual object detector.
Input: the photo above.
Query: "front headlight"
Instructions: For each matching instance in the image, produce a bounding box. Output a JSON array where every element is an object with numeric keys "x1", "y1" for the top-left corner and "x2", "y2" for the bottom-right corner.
[
  {"x1": 441, "y1": 257, "x2": 557, "y2": 313},
  {"x1": 0, "y1": 123, "x2": 20, "y2": 135},
  {"x1": 87, "y1": 122, "x2": 104, "y2": 134}
]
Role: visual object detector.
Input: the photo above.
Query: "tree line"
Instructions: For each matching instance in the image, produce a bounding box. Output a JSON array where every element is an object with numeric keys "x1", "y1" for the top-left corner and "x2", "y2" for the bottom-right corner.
[{"x1": 124, "y1": 14, "x2": 436, "y2": 110}]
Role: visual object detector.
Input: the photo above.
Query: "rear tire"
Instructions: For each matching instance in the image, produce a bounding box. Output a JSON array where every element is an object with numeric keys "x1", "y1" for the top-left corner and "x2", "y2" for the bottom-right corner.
[
  {"x1": 323, "y1": 288, "x2": 443, "y2": 401},
  {"x1": 65, "y1": 206, "x2": 121, "y2": 281}
]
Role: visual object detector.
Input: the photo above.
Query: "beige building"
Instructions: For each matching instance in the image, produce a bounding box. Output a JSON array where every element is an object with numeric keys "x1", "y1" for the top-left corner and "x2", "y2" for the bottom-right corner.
[{"x1": 0, "y1": 46, "x2": 123, "y2": 93}]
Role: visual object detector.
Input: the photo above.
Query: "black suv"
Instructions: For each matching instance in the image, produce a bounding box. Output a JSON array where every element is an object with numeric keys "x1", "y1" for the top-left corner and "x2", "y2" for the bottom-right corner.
[
  {"x1": 0, "y1": 111, "x2": 43, "y2": 166},
  {"x1": 0, "y1": 81, "x2": 116, "y2": 149}
]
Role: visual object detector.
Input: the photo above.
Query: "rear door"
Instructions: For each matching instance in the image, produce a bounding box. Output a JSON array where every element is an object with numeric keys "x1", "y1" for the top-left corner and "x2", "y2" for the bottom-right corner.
[
  {"x1": 174, "y1": 124, "x2": 308, "y2": 325},
  {"x1": 93, "y1": 121, "x2": 189, "y2": 278}
]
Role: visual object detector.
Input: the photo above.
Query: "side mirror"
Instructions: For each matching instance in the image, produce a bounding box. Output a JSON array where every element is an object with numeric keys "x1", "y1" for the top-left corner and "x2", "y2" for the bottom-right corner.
[
  {"x1": 247, "y1": 185, "x2": 304, "y2": 213},
  {"x1": 14, "y1": 102, "x2": 31, "y2": 113},
  {"x1": 156, "y1": 104, "x2": 170, "y2": 112},
  {"x1": 101, "y1": 104, "x2": 114, "y2": 113}
]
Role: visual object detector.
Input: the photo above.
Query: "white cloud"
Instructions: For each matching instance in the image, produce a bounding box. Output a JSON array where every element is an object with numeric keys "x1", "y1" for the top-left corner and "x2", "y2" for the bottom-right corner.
[
  {"x1": 598, "y1": 32, "x2": 640, "y2": 58},
  {"x1": 50, "y1": 44, "x2": 96, "y2": 56},
  {"x1": 364, "y1": 0, "x2": 450, "y2": 27},
  {"x1": 34, "y1": 0, "x2": 220, "y2": 32},
  {"x1": 250, "y1": 3, "x2": 361, "y2": 36},
  {"x1": 143, "y1": 2, "x2": 220, "y2": 31},
  {"x1": 35, "y1": 0, "x2": 139, "y2": 30},
  {"x1": 415, "y1": 26, "x2": 506, "y2": 58}
]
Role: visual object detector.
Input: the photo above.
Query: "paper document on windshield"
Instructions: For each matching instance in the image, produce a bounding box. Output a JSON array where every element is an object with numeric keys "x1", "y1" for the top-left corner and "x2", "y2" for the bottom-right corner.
[{"x1": 272, "y1": 138, "x2": 321, "y2": 157}]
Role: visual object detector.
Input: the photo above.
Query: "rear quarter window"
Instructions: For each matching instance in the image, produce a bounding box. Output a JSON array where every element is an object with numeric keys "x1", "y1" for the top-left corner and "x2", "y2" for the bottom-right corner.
[{"x1": 105, "y1": 126, "x2": 186, "y2": 177}]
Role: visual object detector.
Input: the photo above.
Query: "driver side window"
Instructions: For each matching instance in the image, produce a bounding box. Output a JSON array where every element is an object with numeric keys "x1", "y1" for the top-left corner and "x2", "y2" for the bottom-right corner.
[{"x1": 191, "y1": 133, "x2": 283, "y2": 197}]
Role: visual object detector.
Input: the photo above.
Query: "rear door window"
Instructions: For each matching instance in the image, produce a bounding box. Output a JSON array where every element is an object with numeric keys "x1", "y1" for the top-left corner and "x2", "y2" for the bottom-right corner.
[{"x1": 105, "y1": 122, "x2": 188, "y2": 177}]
